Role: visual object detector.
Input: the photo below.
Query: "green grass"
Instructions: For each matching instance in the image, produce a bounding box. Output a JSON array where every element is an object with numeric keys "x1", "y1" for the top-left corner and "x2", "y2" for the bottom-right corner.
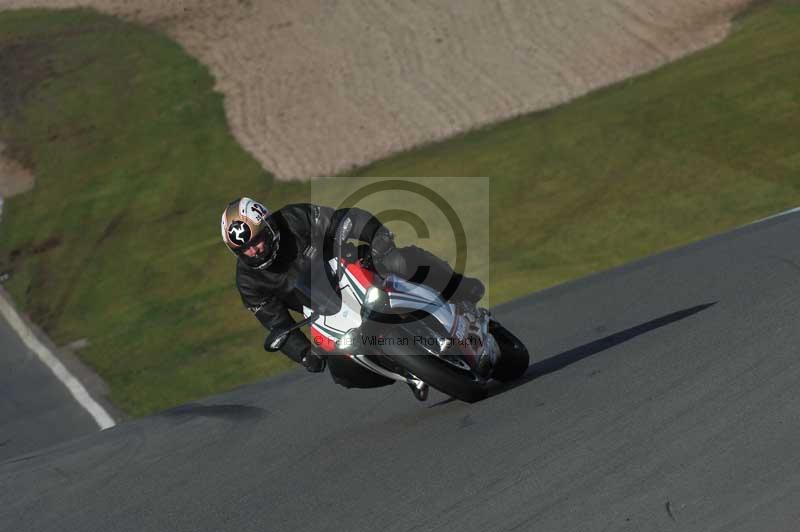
[
  {"x1": 352, "y1": 0, "x2": 800, "y2": 301},
  {"x1": 1, "y1": 2, "x2": 799, "y2": 416},
  {"x1": 0, "y1": 9, "x2": 309, "y2": 416}
]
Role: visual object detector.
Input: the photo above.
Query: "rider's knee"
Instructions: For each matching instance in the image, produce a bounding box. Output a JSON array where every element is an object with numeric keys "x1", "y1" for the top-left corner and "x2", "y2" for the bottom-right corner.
[{"x1": 377, "y1": 248, "x2": 408, "y2": 277}]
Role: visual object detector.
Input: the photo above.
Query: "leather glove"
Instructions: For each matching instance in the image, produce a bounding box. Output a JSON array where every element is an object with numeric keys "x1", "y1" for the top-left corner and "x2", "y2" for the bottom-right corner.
[
  {"x1": 370, "y1": 227, "x2": 396, "y2": 260},
  {"x1": 301, "y1": 348, "x2": 327, "y2": 373}
]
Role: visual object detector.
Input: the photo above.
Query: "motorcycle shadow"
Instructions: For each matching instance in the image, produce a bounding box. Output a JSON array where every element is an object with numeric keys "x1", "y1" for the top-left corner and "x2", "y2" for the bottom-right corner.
[{"x1": 486, "y1": 301, "x2": 718, "y2": 400}]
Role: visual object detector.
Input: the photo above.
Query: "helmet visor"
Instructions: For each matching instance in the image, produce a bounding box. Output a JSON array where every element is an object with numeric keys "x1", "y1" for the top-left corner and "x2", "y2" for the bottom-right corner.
[{"x1": 236, "y1": 222, "x2": 279, "y2": 269}]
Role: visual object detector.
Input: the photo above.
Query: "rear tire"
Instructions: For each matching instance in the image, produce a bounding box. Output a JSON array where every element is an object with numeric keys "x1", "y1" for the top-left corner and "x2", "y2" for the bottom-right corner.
[
  {"x1": 383, "y1": 344, "x2": 488, "y2": 403},
  {"x1": 489, "y1": 321, "x2": 530, "y2": 382}
]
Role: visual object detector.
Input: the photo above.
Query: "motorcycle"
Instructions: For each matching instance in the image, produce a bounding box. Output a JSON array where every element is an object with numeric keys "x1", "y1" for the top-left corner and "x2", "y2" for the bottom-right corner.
[{"x1": 264, "y1": 217, "x2": 529, "y2": 402}]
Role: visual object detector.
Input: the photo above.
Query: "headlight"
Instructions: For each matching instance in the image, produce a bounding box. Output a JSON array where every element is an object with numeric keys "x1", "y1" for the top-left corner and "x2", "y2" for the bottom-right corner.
[
  {"x1": 365, "y1": 286, "x2": 383, "y2": 306},
  {"x1": 336, "y1": 328, "x2": 359, "y2": 351}
]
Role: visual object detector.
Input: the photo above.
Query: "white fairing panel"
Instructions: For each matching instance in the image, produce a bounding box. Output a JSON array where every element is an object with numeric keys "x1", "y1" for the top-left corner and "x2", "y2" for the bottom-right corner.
[
  {"x1": 321, "y1": 284, "x2": 363, "y2": 334},
  {"x1": 385, "y1": 275, "x2": 457, "y2": 334},
  {"x1": 303, "y1": 259, "x2": 365, "y2": 338}
]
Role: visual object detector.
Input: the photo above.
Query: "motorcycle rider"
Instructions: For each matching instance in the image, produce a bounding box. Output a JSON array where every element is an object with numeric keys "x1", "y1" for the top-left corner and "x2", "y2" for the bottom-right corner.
[{"x1": 221, "y1": 197, "x2": 485, "y2": 387}]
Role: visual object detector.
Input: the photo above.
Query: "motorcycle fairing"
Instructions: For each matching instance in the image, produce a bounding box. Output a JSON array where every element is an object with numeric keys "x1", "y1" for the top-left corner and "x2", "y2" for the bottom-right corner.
[
  {"x1": 383, "y1": 275, "x2": 458, "y2": 336},
  {"x1": 304, "y1": 258, "x2": 376, "y2": 352},
  {"x1": 301, "y1": 258, "x2": 495, "y2": 377}
]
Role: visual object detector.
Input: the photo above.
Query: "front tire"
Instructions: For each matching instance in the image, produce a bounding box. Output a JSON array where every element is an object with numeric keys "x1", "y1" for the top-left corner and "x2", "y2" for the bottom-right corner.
[
  {"x1": 382, "y1": 344, "x2": 488, "y2": 403},
  {"x1": 489, "y1": 321, "x2": 530, "y2": 382}
]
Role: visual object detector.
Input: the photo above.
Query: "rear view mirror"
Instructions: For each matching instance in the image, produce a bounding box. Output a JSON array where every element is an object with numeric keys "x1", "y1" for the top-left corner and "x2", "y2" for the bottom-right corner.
[
  {"x1": 263, "y1": 311, "x2": 320, "y2": 352},
  {"x1": 264, "y1": 328, "x2": 290, "y2": 352}
]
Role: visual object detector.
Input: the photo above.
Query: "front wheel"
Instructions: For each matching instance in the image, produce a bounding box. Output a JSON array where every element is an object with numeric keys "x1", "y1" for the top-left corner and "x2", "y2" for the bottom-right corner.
[
  {"x1": 382, "y1": 344, "x2": 488, "y2": 403},
  {"x1": 489, "y1": 321, "x2": 530, "y2": 382}
]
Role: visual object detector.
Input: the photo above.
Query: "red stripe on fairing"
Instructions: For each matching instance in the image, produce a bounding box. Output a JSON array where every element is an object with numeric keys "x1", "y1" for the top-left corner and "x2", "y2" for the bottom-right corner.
[
  {"x1": 311, "y1": 325, "x2": 337, "y2": 352},
  {"x1": 345, "y1": 261, "x2": 375, "y2": 291}
]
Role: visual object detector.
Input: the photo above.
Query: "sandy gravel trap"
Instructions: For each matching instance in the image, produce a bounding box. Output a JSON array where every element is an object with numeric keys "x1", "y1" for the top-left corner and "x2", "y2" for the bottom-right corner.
[{"x1": 2, "y1": 0, "x2": 749, "y2": 180}]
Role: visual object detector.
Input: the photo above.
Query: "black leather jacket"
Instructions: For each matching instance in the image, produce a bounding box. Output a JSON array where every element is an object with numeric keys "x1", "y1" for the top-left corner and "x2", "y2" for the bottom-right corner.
[{"x1": 236, "y1": 203, "x2": 386, "y2": 363}]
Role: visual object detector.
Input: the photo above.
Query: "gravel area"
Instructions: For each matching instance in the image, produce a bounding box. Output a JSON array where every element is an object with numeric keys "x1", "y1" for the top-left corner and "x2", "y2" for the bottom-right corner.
[{"x1": 2, "y1": 0, "x2": 749, "y2": 179}]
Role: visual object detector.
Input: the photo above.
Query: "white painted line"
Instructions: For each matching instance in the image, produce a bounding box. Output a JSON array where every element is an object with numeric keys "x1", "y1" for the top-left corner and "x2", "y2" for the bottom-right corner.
[
  {"x1": 748, "y1": 206, "x2": 800, "y2": 226},
  {"x1": 0, "y1": 291, "x2": 115, "y2": 430}
]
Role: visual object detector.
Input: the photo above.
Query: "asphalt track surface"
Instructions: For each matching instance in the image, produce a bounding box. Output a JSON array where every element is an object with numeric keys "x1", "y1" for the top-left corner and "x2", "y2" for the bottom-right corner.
[
  {"x1": 3, "y1": 211, "x2": 800, "y2": 531},
  {"x1": 0, "y1": 310, "x2": 97, "y2": 463}
]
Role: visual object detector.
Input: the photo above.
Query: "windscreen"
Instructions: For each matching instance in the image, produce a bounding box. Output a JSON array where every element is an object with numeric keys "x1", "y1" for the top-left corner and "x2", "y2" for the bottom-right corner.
[{"x1": 294, "y1": 256, "x2": 343, "y2": 316}]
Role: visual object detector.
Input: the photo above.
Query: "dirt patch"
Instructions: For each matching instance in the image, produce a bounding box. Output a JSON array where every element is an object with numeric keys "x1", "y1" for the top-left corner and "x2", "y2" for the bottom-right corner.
[
  {"x1": 95, "y1": 213, "x2": 121, "y2": 244},
  {"x1": 0, "y1": 142, "x2": 34, "y2": 197},
  {"x1": 7, "y1": 235, "x2": 61, "y2": 263},
  {"x1": 1, "y1": 0, "x2": 750, "y2": 179}
]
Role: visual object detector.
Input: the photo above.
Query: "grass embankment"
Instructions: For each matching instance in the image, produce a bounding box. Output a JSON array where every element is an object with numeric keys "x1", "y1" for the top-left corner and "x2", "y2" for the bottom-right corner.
[
  {"x1": 353, "y1": 1, "x2": 800, "y2": 301},
  {"x1": 0, "y1": 9, "x2": 309, "y2": 416},
  {"x1": 1, "y1": 3, "x2": 799, "y2": 416}
]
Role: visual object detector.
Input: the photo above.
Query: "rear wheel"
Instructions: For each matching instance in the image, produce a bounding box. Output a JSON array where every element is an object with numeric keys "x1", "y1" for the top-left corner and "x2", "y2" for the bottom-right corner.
[
  {"x1": 489, "y1": 321, "x2": 530, "y2": 382},
  {"x1": 383, "y1": 344, "x2": 488, "y2": 403}
]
